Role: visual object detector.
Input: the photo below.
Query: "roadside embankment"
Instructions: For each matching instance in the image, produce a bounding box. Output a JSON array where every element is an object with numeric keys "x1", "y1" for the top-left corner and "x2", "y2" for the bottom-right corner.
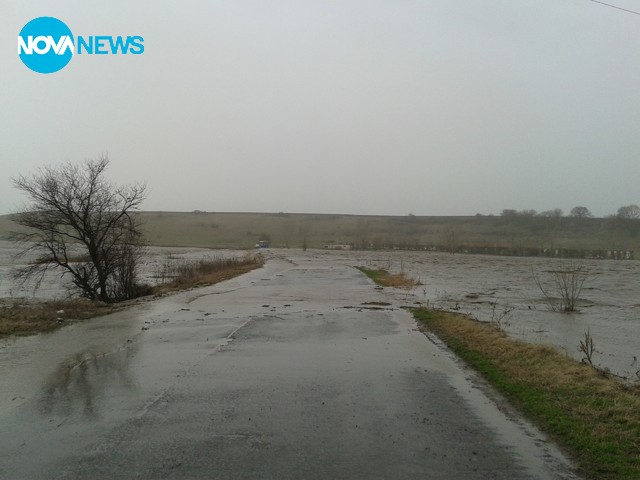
[
  {"x1": 0, "y1": 254, "x2": 263, "y2": 338},
  {"x1": 411, "y1": 308, "x2": 640, "y2": 480}
]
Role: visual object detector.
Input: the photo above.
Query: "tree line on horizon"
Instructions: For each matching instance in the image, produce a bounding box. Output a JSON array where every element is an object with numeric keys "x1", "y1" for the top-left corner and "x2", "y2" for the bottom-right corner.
[{"x1": 498, "y1": 205, "x2": 640, "y2": 220}]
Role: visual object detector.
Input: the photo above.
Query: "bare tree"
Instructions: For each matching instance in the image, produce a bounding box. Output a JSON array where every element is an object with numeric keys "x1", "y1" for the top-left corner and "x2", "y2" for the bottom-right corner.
[
  {"x1": 616, "y1": 204, "x2": 640, "y2": 220},
  {"x1": 613, "y1": 204, "x2": 640, "y2": 237},
  {"x1": 11, "y1": 156, "x2": 146, "y2": 302},
  {"x1": 569, "y1": 206, "x2": 593, "y2": 219},
  {"x1": 533, "y1": 262, "x2": 590, "y2": 312},
  {"x1": 539, "y1": 208, "x2": 563, "y2": 218},
  {"x1": 501, "y1": 209, "x2": 518, "y2": 218}
]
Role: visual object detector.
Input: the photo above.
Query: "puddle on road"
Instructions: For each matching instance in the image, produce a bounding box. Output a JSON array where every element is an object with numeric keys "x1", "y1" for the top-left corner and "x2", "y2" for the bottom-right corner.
[
  {"x1": 39, "y1": 343, "x2": 140, "y2": 418},
  {"x1": 0, "y1": 252, "x2": 586, "y2": 479}
]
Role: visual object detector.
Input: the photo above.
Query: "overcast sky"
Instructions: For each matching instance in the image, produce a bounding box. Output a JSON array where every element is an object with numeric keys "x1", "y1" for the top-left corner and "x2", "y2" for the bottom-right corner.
[{"x1": 1, "y1": 0, "x2": 639, "y2": 217}]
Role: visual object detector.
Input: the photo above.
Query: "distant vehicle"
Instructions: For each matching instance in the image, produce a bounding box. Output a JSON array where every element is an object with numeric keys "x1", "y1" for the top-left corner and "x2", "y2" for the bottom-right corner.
[
  {"x1": 324, "y1": 244, "x2": 352, "y2": 251},
  {"x1": 256, "y1": 240, "x2": 269, "y2": 249}
]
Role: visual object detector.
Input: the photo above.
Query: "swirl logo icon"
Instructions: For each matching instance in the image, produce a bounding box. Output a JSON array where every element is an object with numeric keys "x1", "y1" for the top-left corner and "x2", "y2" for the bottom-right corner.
[{"x1": 18, "y1": 17, "x2": 74, "y2": 74}]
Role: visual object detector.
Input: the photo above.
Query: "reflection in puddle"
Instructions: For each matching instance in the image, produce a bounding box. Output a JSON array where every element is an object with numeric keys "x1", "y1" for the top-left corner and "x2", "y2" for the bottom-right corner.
[{"x1": 39, "y1": 342, "x2": 139, "y2": 418}]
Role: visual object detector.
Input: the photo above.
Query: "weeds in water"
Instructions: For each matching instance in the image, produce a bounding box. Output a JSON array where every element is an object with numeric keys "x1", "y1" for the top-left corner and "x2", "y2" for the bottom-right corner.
[
  {"x1": 356, "y1": 266, "x2": 421, "y2": 289},
  {"x1": 578, "y1": 329, "x2": 596, "y2": 366},
  {"x1": 490, "y1": 300, "x2": 513, "y2": 332},
  {"x1": 2, "y1": 254, "x2": 264, "y2": 337},
  {"x1": 533, "y1": 262, "x2": 590, "y2": 312},
  {"x1": 420, "y1": 287, "x2": 433, "y2": 309},
  {"x1": 154, "y1": 254, "x2": 263, "y2": 291}
]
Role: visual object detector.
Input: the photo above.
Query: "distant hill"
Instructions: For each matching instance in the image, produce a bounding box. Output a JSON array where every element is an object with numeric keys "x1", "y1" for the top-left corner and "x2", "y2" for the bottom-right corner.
[{"x1": 1, "y1": 211, "x2": 638, "y2": 259}]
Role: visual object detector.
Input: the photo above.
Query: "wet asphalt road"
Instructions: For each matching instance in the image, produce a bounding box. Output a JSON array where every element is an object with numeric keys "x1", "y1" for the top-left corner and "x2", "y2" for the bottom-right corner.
[{"x1": 0, "y1": 253, "x2": 580, "y2": 479}]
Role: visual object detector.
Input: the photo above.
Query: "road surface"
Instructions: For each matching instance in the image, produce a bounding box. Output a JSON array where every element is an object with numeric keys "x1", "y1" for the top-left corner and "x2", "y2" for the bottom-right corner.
[{"x1": 0, "y1": 252, "x2": 580, "y2": 479}]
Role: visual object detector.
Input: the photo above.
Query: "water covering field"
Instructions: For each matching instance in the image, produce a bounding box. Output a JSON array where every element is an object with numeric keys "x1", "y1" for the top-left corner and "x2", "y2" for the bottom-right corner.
[
  {"x1": 305, "y1": 249, "x2": 640, "y2": 380},
  {"x1": 1, "y1": 241, "x2": 638, "y2": 379},
  {"x1": 0, "y1": 240, "x2": 248, "y2": 300}
]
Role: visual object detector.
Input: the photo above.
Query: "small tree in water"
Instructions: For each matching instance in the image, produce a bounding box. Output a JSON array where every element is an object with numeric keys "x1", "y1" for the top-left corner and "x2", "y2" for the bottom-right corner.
[
  {"x1": 534, "y1": 262, "x2": 590, "y2": 313},
  {"x1": 11, "y1": 156, "x2": 147, "y2": 302}
]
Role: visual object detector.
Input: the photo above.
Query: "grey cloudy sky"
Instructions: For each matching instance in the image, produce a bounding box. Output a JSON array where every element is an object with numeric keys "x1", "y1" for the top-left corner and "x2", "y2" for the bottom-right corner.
[{"x1": 1, "y1": 0, "x2": 639, "y2": 217}]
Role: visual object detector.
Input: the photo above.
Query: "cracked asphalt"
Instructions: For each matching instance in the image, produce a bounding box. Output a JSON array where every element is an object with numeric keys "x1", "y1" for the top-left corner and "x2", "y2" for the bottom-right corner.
[{"x1": 0, "y1": 253, "x2": 581, "y2": 479}]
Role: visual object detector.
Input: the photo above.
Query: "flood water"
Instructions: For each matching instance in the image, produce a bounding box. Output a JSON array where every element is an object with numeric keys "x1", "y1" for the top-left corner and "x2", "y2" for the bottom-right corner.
[
  {"x1": 0, "y1": 240, "x2": 249, "y2": 300},
  {"x1": 1, "y1": 240, "x2": 638, "y2": 379},
  {"x1": 301, "y1": 249, "x2": 640, "y2": 380},
  {"x1": 0, "y1": 254, "x2": 580, "y2": 479}
]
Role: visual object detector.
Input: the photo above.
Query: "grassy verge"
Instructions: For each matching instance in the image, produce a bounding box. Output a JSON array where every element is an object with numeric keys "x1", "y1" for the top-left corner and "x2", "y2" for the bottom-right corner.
[
  {"x1": 0, "y1": 299, "x2": 118, "y2": 337},
  {"x1": 0, "y1": 254, "x2": 263, "y2": 338},
  {"x1": 151, "y1": 254, "x2": 263, "y2": 294},
  {"x1": 356, "y1": 267, "x2": 420, "y2": 289},
  {"x1": 411, "y1": 308, "x2": 640, "y2": 480}
]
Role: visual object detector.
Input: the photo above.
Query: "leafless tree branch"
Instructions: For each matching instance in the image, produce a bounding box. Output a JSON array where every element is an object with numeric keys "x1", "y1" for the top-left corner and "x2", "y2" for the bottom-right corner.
[{"x1": 11, "y1": 156, "x2": 147, "y2": 302}]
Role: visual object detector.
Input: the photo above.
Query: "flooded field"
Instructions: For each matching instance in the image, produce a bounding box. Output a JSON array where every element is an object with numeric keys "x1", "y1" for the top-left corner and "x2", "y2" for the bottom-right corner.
[
  {"x1": 2, "y1": 240, "x2": 638, "y2": 379},
  {"x1": 303, "y1": 249, "x2": 640, "y2": 380},
  {"x1": 0, "y1": 240, "x2": 249, "y2": 300}
]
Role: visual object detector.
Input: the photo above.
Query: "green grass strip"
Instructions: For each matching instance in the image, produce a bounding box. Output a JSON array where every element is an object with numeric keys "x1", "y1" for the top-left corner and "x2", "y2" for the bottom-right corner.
[{"x1": 411, "y1": 308, "x2": 640, "y2": 480}]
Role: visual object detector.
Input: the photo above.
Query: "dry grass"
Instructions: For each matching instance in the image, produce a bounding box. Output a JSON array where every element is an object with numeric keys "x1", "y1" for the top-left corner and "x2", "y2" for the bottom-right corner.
[
  {"x1": 413, "y1": 308, "x2": 640, "y2": 480},
  {"x1": 130, "y1": 212, "x2": 640, "y2": 253},
  {"x1": 152, "y1": 254, "x2": 263, "y2": 294},
  {"x1": 0, "y1": 255, "x2": 264, "y2": 338},
  {"x1": 356, "y1": 267, "x2": 421, "y2": 289},
  {"x1": 5, "y1": 211, "x2": 636, "y2": 253},
  {"x1": 0, "y1": 299, "x2": 117, "y2": 337}
]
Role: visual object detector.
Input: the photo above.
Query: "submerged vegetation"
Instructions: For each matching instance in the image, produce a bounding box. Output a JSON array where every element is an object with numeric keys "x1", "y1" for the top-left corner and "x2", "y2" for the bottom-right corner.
[
  {"x1": 355, "y1": 266, "x2": 640, "y2": 478},
  {"x1": 152, "y1": 254, "x2": 263, "y2": 294},
  {"x1": 533, "y1": 262, "x2": 591, "y2": 312},
  {"x1": 356, "y1": 266, "x2": 421, "y2": 289},
  {"x1": 0, "y1": 254, "x2": 263, "y2": 338},
  {"x1": 412, "y1": 308, "x2": 640, "y2": 480}
]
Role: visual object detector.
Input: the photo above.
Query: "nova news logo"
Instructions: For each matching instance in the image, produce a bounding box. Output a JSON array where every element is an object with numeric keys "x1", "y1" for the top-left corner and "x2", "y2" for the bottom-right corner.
[{"x1": 18, "y1": 16, "x2": 144, "y2": 74}]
